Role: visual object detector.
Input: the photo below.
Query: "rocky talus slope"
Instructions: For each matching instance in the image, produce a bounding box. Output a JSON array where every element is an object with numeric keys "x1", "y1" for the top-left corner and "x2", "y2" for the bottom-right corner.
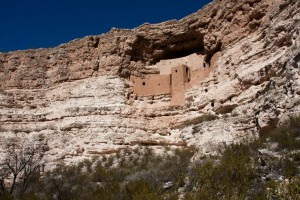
[{"x1": 0, "y1": 0, "x2": 299, "y2": 166}]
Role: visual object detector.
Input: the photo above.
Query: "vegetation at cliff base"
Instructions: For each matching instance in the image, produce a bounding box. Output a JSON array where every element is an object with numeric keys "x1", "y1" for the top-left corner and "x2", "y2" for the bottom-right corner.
[{"x1": 0, "y1": 116, "x2": 300, "y2": 199}]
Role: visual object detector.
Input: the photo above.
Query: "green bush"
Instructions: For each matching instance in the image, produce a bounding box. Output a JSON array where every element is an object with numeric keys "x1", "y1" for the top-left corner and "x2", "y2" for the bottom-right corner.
[
  {"x1": 186, "y1": 143, "x2": 257, "y2": 199},
  {"x1": 287, "y1": 177, "x2": 300, "y2": 199},
  {"x1": 265, "y1": 116, "x2": 300, "y2": 151}
]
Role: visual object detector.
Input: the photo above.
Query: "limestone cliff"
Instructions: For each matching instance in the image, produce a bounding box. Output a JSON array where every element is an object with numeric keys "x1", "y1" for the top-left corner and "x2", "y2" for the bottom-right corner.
[{"x1": 0, "y1": 0, "x2": 299, "y2": 166}]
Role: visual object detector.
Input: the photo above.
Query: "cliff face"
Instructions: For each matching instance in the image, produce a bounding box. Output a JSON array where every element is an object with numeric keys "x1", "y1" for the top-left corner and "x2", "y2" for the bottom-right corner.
[{"x1": 0, "y1": 0, "x2": 299, "y2": 166}]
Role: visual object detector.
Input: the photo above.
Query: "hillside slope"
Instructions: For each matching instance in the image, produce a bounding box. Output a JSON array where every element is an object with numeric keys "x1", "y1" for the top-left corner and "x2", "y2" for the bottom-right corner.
[{"x1": 0, "y1": 0, "x2": 299, "y2": 166}]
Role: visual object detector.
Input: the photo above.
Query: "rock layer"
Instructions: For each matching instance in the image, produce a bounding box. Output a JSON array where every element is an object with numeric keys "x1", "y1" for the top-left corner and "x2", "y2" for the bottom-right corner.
[{"x1": 0, "y1": 0, "x2": 299, "y2": 166}]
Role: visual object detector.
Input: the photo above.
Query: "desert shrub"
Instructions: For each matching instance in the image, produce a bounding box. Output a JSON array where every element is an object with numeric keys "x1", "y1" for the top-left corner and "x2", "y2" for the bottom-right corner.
[
  {"x1": 124, "y1": 180, "x2": 158, "y2": 200},
  {"x1": 218, "y1": 144, "x2": 254, "y2": 196},
  {"x1": 281, "y1": 157, "x2": 299, "y2": 178},
  {"x1": 186, "y1": 160, "x2": 217, "y2": 200},
  {"x1": 292, "y1": 152, "x2": 300, "y2": 162},
  {"x1": 41, "y1": 164, "x2": 92, "y2": 200},
  {"x1": 186, "y1": 143, "x2": 257, "y2": 199},
  {"x1": 287, "y1": 177, "x2": 300, "y2": 199},
  {"x1": 169, "y1": 148, "x2": 194, "y2": 187},
  {"x1": 267, "y1": 177, "x2": 300, "y2": 200},
  {"x1": 92, "y1": 165, "x2": 110, "y2": 182},
  {"x1": 86, "y1": 147, "x2": 192, "y2": 199},
  {"x1": 265, "y1": 116, "x2": 300, "y2": 151},
  {"x1": 105, "y1": 156, "x2": 115, "y2": 168},
  {"x1": 91, "y1": 182, "x2": 122, "y2": 200}
]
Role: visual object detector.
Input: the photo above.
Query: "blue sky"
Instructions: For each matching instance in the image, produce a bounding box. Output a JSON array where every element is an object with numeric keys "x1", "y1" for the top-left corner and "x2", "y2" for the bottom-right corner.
[{"x1": 0, "y1": 0, "x2": 212, "y2": 52}]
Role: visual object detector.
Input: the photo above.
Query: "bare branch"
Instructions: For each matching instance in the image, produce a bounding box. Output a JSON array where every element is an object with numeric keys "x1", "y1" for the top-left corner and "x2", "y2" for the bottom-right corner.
[{"x1": 0, "y1": 138, "x2": 43, "y2": 198}]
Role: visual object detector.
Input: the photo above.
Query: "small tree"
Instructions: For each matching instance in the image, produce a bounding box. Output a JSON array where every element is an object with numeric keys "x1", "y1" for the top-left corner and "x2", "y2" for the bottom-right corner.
[
  {"x1": 42, "y1": 164, "x2": 92, "y2": 200},
  {"x1": 0, "y1": 139, "x2": 42, "y2": 198}
]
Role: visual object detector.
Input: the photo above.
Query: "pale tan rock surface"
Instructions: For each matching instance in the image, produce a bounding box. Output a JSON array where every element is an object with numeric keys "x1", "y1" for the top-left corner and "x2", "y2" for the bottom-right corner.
[{"x1": 0, "y1": 0, "x2": 299, "y2": 166}]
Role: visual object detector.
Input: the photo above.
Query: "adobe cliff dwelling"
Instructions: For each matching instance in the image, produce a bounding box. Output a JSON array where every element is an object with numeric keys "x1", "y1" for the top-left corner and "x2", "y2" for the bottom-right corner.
[{"x1": 130, "y1": 51, "x2": 221, "y2": 105}]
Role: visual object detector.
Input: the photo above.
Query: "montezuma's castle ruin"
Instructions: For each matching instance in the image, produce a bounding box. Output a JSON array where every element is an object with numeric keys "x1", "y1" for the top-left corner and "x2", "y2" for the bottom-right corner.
[{"x1": 130, "y1": 52, "x2": 220, "y2": 106}]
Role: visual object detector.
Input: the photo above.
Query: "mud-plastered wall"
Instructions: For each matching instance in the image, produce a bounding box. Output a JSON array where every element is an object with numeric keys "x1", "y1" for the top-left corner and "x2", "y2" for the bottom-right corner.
[
  {"x1": 131, "y1": 75, "x2": 171, "y2": 96},
  {"x1": 171, "y1": 65, "x2": 189, "y2": 105}
]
